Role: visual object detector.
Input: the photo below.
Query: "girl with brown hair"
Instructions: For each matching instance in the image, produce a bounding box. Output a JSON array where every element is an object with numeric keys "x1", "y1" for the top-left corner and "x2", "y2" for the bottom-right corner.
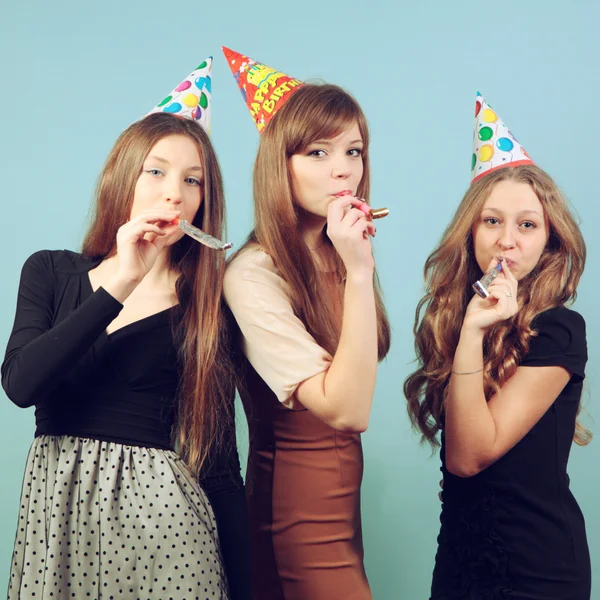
[
  {"x1": 222, "y1": 48, "x2": 391, "y2": 600},
  {"x1": 404, "y1": 95, "x2": 591, "y2": 599},
  {"x1": 2, "y1": 103, "x2": 251, "y2": 597}
]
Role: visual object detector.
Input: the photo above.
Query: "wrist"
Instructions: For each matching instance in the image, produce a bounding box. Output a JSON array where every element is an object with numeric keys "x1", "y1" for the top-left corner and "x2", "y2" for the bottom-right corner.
[
  {"x1": 345, "y1": 266, "x2": 374, "y2": 285},
  {"x1": 460, "y1": 319, "x2": 487, "y2": 340},
  {"x1": 103, "y1": 274, "x2": 140, "y2": 303},
  {"x1": 458, "y1": 324, "x2": 486, "y2": 349}
]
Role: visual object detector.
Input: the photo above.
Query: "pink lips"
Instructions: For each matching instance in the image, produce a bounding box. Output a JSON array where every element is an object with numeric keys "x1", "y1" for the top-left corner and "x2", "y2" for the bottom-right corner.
[
  {"x1": 498, "y1": 257, "x2": 517, "y2": 269},
  {"x1": 333, "y1": 190, "x2": 353, "y2": 197}
]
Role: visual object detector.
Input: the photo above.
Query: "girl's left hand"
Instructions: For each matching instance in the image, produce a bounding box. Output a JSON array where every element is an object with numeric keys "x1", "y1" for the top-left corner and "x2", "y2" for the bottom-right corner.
[{"x1": 462, "y1": 258, "x2": 519, "y2": 333}]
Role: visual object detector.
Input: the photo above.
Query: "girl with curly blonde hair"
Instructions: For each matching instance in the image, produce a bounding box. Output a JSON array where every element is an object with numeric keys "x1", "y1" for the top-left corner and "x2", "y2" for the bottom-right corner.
[{"x1": 405, "y1": 134, "x2": 591, "y2": 598}]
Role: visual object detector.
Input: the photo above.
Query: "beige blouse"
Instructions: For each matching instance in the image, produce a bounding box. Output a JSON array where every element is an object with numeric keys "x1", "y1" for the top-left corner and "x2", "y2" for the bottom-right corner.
[{"x1": 223, "y1": 246, "x2": 333, "y2": 410}]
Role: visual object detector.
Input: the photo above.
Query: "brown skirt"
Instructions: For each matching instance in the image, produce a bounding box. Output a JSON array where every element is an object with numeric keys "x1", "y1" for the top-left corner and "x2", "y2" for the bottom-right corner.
[{"x1": 242, "y1": 378, "x2": 371, "y2": 600}]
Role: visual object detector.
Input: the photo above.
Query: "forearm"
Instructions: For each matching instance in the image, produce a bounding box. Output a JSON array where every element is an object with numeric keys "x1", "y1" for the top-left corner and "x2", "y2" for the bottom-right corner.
[
  {"x1": 445, "y1": 327, "x2": 496, "y2": 476},
  {"x1": 2, "y1": 287, "x2": 123, "y2": 407},
  {"x1": 323, "y1": 269, "x2": 377, "y2": 431}
]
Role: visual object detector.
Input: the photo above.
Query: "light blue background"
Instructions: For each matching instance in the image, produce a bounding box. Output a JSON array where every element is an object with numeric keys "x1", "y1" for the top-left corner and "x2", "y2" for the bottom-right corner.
[{"x1": 1, "y1": 1, "x2": 598, "y2": 597}]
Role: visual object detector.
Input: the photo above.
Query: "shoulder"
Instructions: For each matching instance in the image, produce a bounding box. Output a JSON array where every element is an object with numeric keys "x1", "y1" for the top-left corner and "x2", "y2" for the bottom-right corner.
[
  {"x1": 521, "y1": 306, "x2": 587, "y2": 379},
  {"x1": 224, "y1": 246, "x2": 289, "y2": 300},
  {"x1": 20, "y1": 251, "x2": 103, "y2": 295},
  {"x1": 226, "y1": 245, "x2": 279, "y2": 280},
  {"x1": 53, "y1": 250, "x2": 102, "y2": 275},
  {"x1": 22, "y1": 249, "x2": 55, "y2": 272},
  {"x1": 531, "y1": 306, "x2": 586, "y2": 344},
  {"x1": 21, "y1": 249, "x2": 67, "y2": 278},
  {"x1": 23, "y1": 249, "x2": 99, "y2": 274}
]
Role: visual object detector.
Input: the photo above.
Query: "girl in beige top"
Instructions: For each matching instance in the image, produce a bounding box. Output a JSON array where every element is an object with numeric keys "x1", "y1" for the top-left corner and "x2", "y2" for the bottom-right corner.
[{"x1": 224, "y1": 83, "x2": 391, "y2": 600}]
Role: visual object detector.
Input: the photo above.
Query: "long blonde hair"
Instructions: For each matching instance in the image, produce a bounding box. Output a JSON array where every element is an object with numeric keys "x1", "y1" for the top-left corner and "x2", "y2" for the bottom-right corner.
[
  {"x1": 404, "y1": 164, "x2": 590, "y2": 446},
  {"x1": 238, "y1": 83, "x2": 390, "y2": 359},
  {"x1": 83, "y1": 112, "x2": 234, "y2": 474}
]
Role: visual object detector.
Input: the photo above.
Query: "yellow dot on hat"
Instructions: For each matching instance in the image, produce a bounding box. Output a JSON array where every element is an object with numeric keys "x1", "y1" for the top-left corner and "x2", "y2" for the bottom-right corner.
[
  {"x1": 479, "y1": 144, "x2": 495, "y2": 162},
  {"x1": 483, "y1": 109, "x2": 498, "y2": 123},
  {"x1": 182, "y1": 94, "x2": 199, "y2": 108}
]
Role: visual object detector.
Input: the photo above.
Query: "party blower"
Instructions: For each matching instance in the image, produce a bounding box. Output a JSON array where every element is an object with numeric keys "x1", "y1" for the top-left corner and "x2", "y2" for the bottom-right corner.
[
  {"x1": 472, "y1": 260, "x2": 502, "y2": 298},
  {"x1": 335, "y1": 191, "x2": 389, "y2": 220},
  {"x1": 361, "y1": 206, "x2": 390, "y2": 220},
  {"x1": 175, "y1": 219, "x2": 233, "y2": 251}
]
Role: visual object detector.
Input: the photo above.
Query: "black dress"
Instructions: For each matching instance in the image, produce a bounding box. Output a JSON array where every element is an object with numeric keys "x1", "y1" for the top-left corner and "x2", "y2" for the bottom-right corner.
[
  {"x1": 2, "y1": 250, "x2": 252, "y2": 600},
  {"x1": 431, "y1": 307, "x2": 591, "y2": 600}
]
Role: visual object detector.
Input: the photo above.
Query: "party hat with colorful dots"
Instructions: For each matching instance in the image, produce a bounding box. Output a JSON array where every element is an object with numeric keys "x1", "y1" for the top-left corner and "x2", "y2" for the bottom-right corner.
[
  {"x1": 222, "y1": 46, "x2": 303, "y2": 133},
  {"x1": 147, "y1": 57, "x2": 212, "y2": 132},
  {"x1": 471, "y1": 92, "x2": 533, "y2": 182}
]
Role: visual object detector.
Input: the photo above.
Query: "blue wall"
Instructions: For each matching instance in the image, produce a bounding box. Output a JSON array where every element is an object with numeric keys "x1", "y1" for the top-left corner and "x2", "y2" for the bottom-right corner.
[{"x1": 1, "y1": 1, "x2": 598, "y2": 596}]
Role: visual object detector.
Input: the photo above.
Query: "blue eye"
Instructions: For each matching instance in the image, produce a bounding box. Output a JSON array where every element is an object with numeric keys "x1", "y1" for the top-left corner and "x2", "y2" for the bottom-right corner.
[
  {"x1": 145, "y1": 168, "x2": 163, "y2": 176},
  {"x1": 185, "y1": 177, "x2": 202, "y2": 186}
]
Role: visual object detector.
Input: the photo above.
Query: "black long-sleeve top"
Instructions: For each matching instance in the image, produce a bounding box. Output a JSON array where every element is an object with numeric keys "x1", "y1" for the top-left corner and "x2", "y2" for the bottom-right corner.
[{"x1": 1, "y1": 249, "x2": 252, "y2": 599}]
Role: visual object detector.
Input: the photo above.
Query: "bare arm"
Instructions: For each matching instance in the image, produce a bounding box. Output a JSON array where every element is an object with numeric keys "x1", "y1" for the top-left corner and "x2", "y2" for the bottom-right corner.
[
  {"x1": 444, "y1": 258, "x2": 577, "y2": 477},
  {"x1": 445, "y1": 323, "x2": 571, "y2": 477},
  {"x1": 295, "y1": 269, "x2": 377, "y2": 432},
  {"x1": 225, "y1": 198, "x2": 380, "y2": 433},
  {"x1": 293, "y1": 197, "x2": 378, "y2": 432}
]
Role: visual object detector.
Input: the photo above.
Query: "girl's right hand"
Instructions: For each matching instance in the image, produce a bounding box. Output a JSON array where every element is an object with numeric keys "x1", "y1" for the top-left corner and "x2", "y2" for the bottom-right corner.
[
  {"x1": 326, "y1": 196, "x2": 376, "y2": 275},
  {"x1": 462, "y1": 257, "x2": 519, "y2": 334},
  {"x1": 113, "y1": 209, "x2": 181, "y2": 285}
]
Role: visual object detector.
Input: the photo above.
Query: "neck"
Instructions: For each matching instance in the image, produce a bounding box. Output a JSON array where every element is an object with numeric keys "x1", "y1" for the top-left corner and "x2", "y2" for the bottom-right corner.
[
  {"x1": 143, "y1": 249, "x2": 176, "y2": 287},
  {"x1": 299, "y1": 214, "x2": 337, "y2": 272},
  {"x1": 299, "y1": 213, "x2": 327, "y2": 250}
]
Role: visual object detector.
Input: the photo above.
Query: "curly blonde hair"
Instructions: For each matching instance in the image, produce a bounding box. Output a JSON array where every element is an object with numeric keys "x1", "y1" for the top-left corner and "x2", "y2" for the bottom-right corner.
[{"x1": 404, "y1": 164, "x2": 590, "y2": 447}]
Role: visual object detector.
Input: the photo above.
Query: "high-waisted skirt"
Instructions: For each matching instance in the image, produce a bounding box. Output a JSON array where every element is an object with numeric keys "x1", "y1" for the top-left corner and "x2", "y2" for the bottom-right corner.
[{"x1": 7, "y1": 435, "x2": 229, "y2": 600}]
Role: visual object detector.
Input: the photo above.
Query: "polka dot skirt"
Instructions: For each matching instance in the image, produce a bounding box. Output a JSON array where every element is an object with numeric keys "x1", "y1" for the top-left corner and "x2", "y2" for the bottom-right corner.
[{"x1": 8, "y1": 435, "x2": 229, "y2": 599}]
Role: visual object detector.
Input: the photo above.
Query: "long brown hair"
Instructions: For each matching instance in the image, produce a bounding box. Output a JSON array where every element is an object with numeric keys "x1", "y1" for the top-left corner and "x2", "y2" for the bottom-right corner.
[
  {"x1": 83, "y1": 112, "x2": 233, "y2": 474},
  {"x1": 237, "y1": 83, "x2": 390, "y2": 359},
  {"x1": 404, "y1": 164, "x2": 591, "y2": 447}
]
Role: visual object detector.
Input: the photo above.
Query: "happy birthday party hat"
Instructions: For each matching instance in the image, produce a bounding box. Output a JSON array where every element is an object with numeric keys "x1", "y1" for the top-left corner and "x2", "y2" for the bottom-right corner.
[
  {"x1": 147, "y1": 57, "x2": 212, "y2": 132},
  {"x1": 471, "y1": 92, "x2": 533, "y2": 182},
  {"x1": 222, "y1": 46, "x2": 303, "y2": 133}
]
